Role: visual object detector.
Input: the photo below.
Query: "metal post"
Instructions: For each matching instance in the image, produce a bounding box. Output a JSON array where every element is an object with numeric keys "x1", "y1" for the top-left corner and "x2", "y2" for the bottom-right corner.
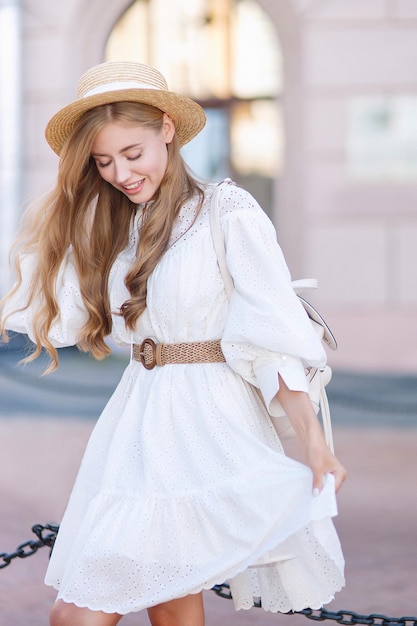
[{"x1": 0, "y1": 0, "x2": 22, "y2": 296}]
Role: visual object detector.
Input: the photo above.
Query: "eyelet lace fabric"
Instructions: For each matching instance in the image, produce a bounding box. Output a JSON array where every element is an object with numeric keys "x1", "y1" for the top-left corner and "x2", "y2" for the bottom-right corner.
[{"x1": 4, "y1": 184, "x2": 344, "y2": 614}]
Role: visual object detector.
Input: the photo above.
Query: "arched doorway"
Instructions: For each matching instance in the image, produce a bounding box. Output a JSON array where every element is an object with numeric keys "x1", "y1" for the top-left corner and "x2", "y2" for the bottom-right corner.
[{"x1": 105, "y1": 0, "x2": 283, "y2": 217}]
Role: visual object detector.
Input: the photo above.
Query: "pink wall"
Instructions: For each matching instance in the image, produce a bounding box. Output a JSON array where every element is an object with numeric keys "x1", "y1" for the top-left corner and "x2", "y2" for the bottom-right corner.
[{"x1": 20, "y1": 0, "x2": 417, "y2": 373}]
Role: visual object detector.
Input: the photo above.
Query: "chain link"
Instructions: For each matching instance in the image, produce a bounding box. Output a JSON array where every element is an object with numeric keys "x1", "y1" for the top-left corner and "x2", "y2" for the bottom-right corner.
[
  {"x1": 297, "y1": 608, "x2": 417, "y2": 626},
  {"x1": 0, "y1": 523, "x2": 58, "y2": 570},
  {"x1": 2, "y1": 527, "x2": 417, "y2": 626},
  {"x1": 211, "y1": 584, "x2": 417, "y2": 626}
]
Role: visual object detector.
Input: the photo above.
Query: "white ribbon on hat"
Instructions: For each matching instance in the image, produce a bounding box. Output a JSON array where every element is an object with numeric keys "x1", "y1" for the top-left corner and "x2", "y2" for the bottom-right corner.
[{"x1": 84, "y1": 80, "x2": 163, "y2": 98}]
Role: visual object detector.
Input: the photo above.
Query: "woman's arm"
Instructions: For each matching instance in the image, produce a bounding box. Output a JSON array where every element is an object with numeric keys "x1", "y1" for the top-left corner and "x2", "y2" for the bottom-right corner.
[
  {"x1": 1, "y1": 249, "x2": 88, "y2": 349},
  {"x1": 275, "y1": 375, "x2": 347, "y2": 494}
]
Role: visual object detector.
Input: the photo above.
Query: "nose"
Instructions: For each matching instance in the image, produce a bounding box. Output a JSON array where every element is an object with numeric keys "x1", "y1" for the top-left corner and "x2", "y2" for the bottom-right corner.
[{"x1": 114, "y1": 159, "x2": 132, "y2": 184}]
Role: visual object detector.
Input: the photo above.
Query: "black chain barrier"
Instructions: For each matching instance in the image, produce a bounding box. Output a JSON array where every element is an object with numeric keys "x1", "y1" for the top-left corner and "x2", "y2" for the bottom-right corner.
[
  {"x1": 212, "y1": 584, "x2": 417, "y2": 626},
  {"x1": 0, "y1": 523, "x2": 59, "y2": 570},
  {"x1": 2, "y1": 524, "x2": 417, "y2": 626}
]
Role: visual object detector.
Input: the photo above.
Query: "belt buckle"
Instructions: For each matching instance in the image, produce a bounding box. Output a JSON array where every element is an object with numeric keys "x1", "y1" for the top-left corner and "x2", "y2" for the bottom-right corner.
[{"x1": 139, "y1": 338, "x2": 157, "y2": 370}]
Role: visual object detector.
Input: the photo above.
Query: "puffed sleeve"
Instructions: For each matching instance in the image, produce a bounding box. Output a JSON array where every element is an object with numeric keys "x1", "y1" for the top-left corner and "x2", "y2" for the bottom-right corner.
[
  {"x1": 2, "y1": 247, "x2": 88, "y2": 347},
  {"x1": 219, "y1": 186, "x2": 327, "y2": 417}
]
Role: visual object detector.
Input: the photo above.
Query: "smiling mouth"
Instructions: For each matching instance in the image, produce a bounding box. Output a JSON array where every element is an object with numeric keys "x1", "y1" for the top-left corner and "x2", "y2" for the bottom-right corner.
[{"x1": 123, "y1": 179, "x2": 145, "y2": 193}]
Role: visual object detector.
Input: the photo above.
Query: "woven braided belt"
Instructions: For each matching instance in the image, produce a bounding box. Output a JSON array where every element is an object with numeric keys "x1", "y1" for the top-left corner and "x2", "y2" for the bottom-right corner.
[{"x1": 133, "y1": 338, "x2": 225, "y2": 370}]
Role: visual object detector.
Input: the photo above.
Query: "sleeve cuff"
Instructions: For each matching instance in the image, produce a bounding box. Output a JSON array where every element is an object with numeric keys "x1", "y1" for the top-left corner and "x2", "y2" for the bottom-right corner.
[{"x1": 254, "y1": 354, "x2": 309, "y2": 417}]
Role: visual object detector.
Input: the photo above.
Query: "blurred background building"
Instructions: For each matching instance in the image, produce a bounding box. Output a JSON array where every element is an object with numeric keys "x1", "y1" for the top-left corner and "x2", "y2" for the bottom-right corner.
[{"x1": 1, "y1": 0, "x2": 417, "y2": 373}]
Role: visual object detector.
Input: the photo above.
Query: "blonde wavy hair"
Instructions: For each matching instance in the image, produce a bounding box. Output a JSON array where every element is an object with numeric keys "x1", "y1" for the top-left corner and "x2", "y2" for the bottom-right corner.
[{"x1": 0, "y1": 102, "x2": 204, "y2": 372}]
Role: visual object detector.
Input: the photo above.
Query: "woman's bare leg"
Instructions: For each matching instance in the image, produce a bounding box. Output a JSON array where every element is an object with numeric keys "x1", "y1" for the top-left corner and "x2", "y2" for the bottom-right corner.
[
  {"x1": 50, "y1": 600, "x2": 123, "y2": 626},
  {"x1": 147, "y1": 593, "x2": 205, "y2": 626}
]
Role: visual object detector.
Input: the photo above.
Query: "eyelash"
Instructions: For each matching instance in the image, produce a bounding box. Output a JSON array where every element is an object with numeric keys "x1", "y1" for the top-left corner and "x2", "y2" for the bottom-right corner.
[{"x1": 96, "y1": 154, "x2": 142, "y2": 168}]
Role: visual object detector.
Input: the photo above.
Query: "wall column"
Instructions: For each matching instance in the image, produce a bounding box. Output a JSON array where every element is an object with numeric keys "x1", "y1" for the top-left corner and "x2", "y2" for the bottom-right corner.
[{"x1": 0, "y1": 0, "x2": 22, "y2": 295}]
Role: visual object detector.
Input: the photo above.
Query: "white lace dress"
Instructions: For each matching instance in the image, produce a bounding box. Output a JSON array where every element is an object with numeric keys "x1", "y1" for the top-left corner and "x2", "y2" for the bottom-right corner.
[{"x1": 3, "y1": 184, "x2": 345, "y2": 614}]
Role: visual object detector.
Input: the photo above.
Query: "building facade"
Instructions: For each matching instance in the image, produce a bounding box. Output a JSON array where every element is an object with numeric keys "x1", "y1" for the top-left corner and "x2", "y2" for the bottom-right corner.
[{"x1": 1, "y1": 0, "x2": 417, "y2": 372}]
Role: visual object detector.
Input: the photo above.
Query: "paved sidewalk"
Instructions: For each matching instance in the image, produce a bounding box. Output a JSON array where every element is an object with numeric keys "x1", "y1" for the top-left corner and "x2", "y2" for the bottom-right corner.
[{"x1": 1, "y1": 339, "x2": 416, "y2": 625}]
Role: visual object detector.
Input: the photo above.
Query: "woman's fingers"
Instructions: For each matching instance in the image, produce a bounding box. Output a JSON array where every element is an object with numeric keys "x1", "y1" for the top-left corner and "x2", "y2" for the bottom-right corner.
[
  {"x1": 312, "y1": 458, "x2": 347, "y2": 495},
  {"x1": 332, "y1": 462, "x2": 347, "y2": 492}
]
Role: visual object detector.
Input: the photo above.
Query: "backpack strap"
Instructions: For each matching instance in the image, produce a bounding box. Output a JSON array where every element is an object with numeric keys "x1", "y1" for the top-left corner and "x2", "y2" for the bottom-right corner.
[{"x1": 209, "y1": 179, "x2": 235, "y2": 299}]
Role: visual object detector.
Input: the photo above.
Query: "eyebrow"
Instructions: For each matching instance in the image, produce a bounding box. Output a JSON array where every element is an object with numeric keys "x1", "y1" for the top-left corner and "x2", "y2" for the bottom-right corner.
[{"x1": 91, "y1": 143, "x2": 142, "y2": 158}]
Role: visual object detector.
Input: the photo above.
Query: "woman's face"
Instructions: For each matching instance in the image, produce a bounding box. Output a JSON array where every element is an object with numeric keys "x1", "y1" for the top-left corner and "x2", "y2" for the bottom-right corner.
[{"x1": 91, "y1": 114, "x2": 175, "y2": 203}]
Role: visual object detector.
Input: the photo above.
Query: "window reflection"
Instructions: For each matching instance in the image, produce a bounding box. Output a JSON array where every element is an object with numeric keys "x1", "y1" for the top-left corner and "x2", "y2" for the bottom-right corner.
[
  {"x1": 106, "y1": 0, "x2": 282, "y2": 213},
  {"x1": 347, "y1": 96, "x2": 417, "y2": 183}
]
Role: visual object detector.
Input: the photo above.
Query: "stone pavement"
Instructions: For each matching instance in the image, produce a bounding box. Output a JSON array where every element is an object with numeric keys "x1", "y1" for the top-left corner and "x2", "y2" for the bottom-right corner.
[{"x1": 1, "y1": 337, "x2": 417, "y2": 625}]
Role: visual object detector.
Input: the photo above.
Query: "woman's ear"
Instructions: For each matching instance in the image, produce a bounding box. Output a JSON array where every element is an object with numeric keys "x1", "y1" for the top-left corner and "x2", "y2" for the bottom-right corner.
[{"x1": 162, "y1": 113, "x2": 176, "y2": 144}]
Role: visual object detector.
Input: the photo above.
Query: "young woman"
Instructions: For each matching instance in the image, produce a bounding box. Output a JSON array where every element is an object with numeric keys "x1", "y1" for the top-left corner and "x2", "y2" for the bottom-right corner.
[{"x1": 0, "y1": 61, "x2": 346, "y2": 626}]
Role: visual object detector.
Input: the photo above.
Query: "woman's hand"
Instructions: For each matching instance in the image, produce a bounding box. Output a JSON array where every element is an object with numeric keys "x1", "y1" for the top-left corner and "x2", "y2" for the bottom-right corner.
[
  {"x1": 275, "y1": 376, "x2": 347, "y2": 493},
  {"x1": 303, "y1": 431, "x2": 347, "y2": 494}
]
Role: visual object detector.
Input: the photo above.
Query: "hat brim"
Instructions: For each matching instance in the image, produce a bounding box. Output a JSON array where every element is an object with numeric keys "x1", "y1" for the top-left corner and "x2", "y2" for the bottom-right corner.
[{"x1": 45, "y1": 88, "x2": 206, "y2": 155}]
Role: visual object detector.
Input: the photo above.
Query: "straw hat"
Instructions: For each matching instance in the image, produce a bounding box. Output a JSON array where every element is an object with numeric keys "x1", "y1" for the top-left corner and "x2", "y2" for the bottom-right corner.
[{"x1": 45, "y1": 61, "x2": 206, "y2": 155}]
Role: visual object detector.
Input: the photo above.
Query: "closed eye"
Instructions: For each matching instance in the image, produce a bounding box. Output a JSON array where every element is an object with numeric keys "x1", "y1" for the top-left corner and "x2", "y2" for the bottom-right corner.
[
  {"x1": 93, "y1": 151, "x2": 142, "y2": 168},
  {"x1": 95, "y1": 160, "x2": 111, "y2": 168},
  {"x1": 127, "y1": 152, "x2": 142, "y2": 161}
]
